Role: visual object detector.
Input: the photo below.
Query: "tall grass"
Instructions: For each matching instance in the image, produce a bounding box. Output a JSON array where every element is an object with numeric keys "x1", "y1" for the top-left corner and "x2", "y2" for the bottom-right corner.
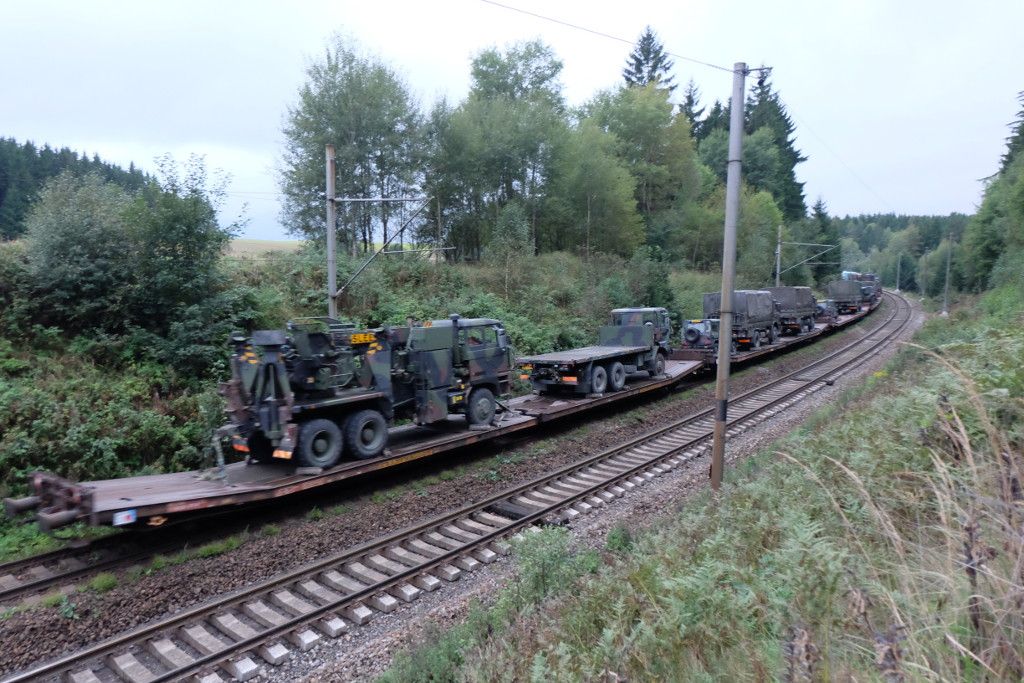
[{"x1": 378, "y1": 281, "x2": 1024, "y2": 682}]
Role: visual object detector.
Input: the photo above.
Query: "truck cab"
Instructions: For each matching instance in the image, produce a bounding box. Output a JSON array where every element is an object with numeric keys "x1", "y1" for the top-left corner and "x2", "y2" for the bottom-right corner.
[{"x1": 608, "y1": 307, "x2": 673, "y2": 353}]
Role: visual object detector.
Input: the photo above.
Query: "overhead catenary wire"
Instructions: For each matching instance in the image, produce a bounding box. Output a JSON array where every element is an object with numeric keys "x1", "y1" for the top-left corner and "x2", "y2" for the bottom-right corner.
[{"x1": 478, "y1": 0, "x2": 735, "y2": 74}]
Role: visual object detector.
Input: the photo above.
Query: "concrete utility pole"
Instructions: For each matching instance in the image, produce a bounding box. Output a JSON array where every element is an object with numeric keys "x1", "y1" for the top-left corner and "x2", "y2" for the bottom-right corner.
[
  {"x1": 325, "y1": 145, "x2": 338, "y2": 318},
  {"x1": 775, "y1": 224, "x2": 782, "y2": 287},
  {"x1": 941, "y1": 232, "x2": 952, "y2": 316},
  {"x1": 895, "y1": 254, "x2": 901, "y2": 293},
  {"x1": 710, "y1": 62, "x2": 747, "y2": 492}
]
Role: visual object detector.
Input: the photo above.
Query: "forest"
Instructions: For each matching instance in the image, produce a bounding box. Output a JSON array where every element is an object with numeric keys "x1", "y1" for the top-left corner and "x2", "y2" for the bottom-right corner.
[{"x1": 0, "y1": 28, "x2": 1021, "y2": 497}]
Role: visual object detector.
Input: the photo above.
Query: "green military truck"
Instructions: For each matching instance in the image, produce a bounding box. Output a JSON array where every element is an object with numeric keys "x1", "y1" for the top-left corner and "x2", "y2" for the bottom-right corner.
[
  {"x1": 220, "y1": 315, "x2": 513, "y2": 469},
  {"x1": 766, "y1": 286, "x2": 817, "y2": 335},
  {"x1": 517, "y1": 307, "x2": 672, "y2": 395},
  {"x1": 826, "y1": 280, "x2": 864, "y2": 314},
  {"x1": 703, "y1": 290, "x2": 780, "y2": 349}
]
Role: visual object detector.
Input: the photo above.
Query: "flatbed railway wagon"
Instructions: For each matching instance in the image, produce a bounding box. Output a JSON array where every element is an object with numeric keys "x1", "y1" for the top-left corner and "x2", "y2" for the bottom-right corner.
[{"x1": 518, "y1": 307, "x2": 672, "y2": 395}]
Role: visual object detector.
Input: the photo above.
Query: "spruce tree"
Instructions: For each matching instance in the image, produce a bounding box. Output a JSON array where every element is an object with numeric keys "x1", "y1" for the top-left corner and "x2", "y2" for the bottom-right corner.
[
  {"x1": 680, "y1": 79, "x2": 705, "y2": 137},
  {"x1": 1000, "y1": 90, "x2": 1024, "y2": 172},
  {"x1": 744, "y1": 75, "x2": 807, "y2": 221},
  {"x1": 622, "y1": 26, "x2": 676, "y2": 93}
]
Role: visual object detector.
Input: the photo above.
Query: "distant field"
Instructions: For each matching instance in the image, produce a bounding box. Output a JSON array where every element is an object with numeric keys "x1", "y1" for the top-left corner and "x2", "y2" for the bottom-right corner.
[{"x1": 229, "y1": 238, "x2": 303, "y2": 255}]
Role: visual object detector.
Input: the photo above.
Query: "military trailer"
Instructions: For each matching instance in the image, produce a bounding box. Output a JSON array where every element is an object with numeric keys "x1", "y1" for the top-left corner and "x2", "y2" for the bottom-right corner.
[
  {"x1": 517, "y1": 307, "x2": 672, "y2": 395},
  {"x1": 703, "y1": 290, "x2": 780, "y2": 349},
  {"x1": 815, "y1": 299, "x2": 839, "y2": 325},
  {"x1": 766, "y1": 286, "x2": 817, "y2": 335},
  {"x1": 220, "y1": 315, "x2": 512, "y2": 469},
  {"x1": 681, "y1": 318, "x2": 737, "y2": 355},
  {"x1": 826, "y1": 280, "x2": 864, "y2": 314}
]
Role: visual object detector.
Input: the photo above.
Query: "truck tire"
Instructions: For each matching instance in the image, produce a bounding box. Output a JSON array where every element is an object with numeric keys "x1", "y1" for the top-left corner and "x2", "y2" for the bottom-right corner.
[
  {"x1": 607, "y1": 361, "x2": 626, "y2": 391},
  {"x1": 768, "y1": 325, "x2": 778, "y2": 344},
  {"x1": 467, "y1": 387, "x2": 496, "y2": 426},
  {"x1": 752, "y1": 333, "x2": 762, "y2": 349},
  {"x1": 650, "y1": 354, "x2": 666, "y2": 377},
  {"x1": 296, "y1": 418, "x2": 344, "y2": 469},
  {"x1": 590, "y1": 365, "x2": 607, "y2": 394},
  {"x1": 345, "y1": 409, "x2": 387, "y2": 460}
]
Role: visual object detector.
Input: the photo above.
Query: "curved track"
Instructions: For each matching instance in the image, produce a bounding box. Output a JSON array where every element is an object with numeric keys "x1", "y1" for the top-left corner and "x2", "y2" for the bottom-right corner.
[{"x1": 4, "y1": 291, "x2": 912, "y2": 683}]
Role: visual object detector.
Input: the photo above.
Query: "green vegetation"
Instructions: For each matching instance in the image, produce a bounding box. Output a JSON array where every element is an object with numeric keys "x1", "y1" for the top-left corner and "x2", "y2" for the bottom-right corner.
[
  {"x1": 377, "y1": 275, "x2": 1024, "y2": 682},
  {"x1": 87, "y1": 572, "x2": 117, "y2": 593}
]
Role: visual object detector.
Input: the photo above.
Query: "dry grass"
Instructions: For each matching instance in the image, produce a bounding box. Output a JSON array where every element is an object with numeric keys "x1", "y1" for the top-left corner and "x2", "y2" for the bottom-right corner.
[{"x1": 228, "y1": 238, "x2": 303, "y2": 255}]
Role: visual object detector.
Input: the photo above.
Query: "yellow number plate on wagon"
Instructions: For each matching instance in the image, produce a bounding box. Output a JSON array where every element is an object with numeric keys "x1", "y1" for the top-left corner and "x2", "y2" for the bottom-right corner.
[{"x1": 351, "y1": 332, "x2": 376, "y2": 344}]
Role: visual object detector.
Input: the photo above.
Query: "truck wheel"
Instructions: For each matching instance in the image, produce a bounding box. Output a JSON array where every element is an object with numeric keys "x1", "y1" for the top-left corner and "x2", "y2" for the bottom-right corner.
[
  {"x1": 345, "y1": 409, "x2": 387, "y2": 460},
  {"x1": 650, "y1": 354, "x2": 666, "y2": 377},
  {"x1": 467, "y1": 387, "x2": 496, "y2": 426},
  {"x1": 590, "y1": 365, "x2": 607, "y2": 394},
  {"x1": 752, "y1": 333, "x2": 762, "y2": 349},
  {"x1": 607, "y1": 361, "x2": 626, "y2": 391},
  {"x1": 768, "y1": 325, "x2": 778, "y2": 344},
  {"x1": 296, "y1": 419, "x2": 344, "y2": 469}
]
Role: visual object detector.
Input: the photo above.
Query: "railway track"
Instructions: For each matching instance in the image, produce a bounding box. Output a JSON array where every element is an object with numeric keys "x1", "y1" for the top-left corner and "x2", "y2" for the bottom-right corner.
[{"x1": 4, "y1": 291, "x2": 912, "y2": 683}]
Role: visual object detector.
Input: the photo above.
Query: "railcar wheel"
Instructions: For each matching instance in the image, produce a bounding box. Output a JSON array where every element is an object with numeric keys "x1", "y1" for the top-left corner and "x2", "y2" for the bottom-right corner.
[
  {"x1": 345, "y1": 409, "x2": 388, "y2": 460},
  {"x1": 590, "y1": 365, "x2": 608, "y2": 394},
  {"x1": 297, "y1": 418, "x2": 344, "y2": 469},
  {"x1": 608, "y1": 361, "x2": 626, "y2": 391},
  {"x1": 467, "y1": 387, "x2": 496, "y2": 426}
]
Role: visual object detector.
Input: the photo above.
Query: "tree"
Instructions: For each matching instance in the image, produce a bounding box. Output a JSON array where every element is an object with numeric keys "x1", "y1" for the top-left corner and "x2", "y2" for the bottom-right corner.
[
  {"x1": 279, "y1": 36, "x2": 421, "y2": 252},
  {"x1": 696, "y1": 100, "x2": 729, "y2": 141},
  {"x1": 23, "y1": 172, "x2": 134, "y2": 332},
  {"x1": 680, "y1": 79, "x2": 705, "y2": 137},
  {"x1": 426, "y1": 41, "x2": 567, "y2": 259},
  {"x1": 587, "y1": 84, "x2": 701, "y2": 234},
  {"x1": 123, "y1": 155, "x2": 237, "y2": 333},
  {"x1": 1001, "y1": 90, "x2": 1024, "y2": 172},
  {"x1": 744, "y1": 75, "x2": 807, "y2": 221},
  {"x1": 543, "y1": 120, "x2": 643, "y2": 257},
  {"x1": 622, "y1": 26, "x2": 676, "y2": 93},
  {"x1": 486, "y1": 201, "x2": 530, "y2": 298}
]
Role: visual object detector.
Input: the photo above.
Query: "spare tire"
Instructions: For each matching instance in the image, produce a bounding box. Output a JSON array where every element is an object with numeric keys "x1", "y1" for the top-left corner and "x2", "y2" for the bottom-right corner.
[{"x1": 684, "y1": 327, "x2": 701, "y2": 344}]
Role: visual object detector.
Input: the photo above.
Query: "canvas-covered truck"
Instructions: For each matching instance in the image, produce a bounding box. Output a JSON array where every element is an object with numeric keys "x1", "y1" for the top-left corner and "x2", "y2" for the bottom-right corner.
[
  {"x1": 826, "y1": 280, "x2": 865, "y2": 314},
  {"x1": 703, "y1": 290, "x2": 780, "y2": 349},
  {"x1": 220, "y1": 315, "x2": 513, "y2": 469},
  {"x1": 517, "y1": 307, "x2": 672, "y2": 395},
  {"x1": 766, "y1": 286, "x2": 817, "y2": 335}
]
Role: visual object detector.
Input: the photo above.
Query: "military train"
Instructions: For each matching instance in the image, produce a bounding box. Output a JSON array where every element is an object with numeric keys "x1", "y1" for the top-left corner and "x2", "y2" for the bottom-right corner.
[{"x1": 225, "y1": 278, "x2": 879, "y2": 471}]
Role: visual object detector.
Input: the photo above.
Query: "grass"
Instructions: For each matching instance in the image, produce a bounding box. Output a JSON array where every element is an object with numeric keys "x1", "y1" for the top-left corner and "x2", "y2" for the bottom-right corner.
[
  {"x1": 87, "y1": 572, "x2": 118, "y2": 593},
  {"x1": 228, "y1": 238, "x2": 303, "y2": 255},
  {"x1": 376, "y1": 281, "x2": 1024, "y2": 681}
]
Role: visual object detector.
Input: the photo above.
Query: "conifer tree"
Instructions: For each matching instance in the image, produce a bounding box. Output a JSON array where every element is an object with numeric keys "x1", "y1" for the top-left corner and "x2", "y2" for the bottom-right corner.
[
  {"x1": 622, "y1": 26, "x2": 676, "y2": 93},
  {"x1": 1000, "y1": 90, "x2": 1024, "y2": 172},
  {"x1": 744, "y1": 75, "x2": 807, "y2": 221},
  {"x1": 680, "y1": 79, "x2": 705, "y2": 137}
]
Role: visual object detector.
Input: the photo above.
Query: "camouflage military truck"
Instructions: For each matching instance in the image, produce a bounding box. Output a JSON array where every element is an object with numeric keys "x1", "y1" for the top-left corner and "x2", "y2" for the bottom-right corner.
[
  {"x1": 220, "y1": 315, "x2": 512, "y2": 469},
  {"x1": 826, "y1": 280, "x2": 864, "y2": 314},
  {"x1": 517, "y1": 307, "x2": 672, "y2": 395},
  {"x1": 703, "y1": 290, "x2": 780, "y2": 349},
  {"x1": 766, "y1": 286, "x2": 817, "y2": 335}
]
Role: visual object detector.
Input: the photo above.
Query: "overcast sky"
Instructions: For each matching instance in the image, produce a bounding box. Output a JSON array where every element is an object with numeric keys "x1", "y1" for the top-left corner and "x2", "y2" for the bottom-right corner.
[{"x1": 2, "y1": 0, "x2": 1021, "y2": 239}]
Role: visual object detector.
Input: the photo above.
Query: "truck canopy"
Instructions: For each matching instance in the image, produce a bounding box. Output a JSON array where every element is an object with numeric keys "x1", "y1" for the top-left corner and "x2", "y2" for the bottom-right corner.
[
  {"x1": 826, "y1": 280, "x2": 863, "y2": 302},
  {"x1": 766, "y1": 286, "x2": 816, "y2": 315},
  {"x1": 703, "y1": 290, "x2": 776, "y2": 326}
]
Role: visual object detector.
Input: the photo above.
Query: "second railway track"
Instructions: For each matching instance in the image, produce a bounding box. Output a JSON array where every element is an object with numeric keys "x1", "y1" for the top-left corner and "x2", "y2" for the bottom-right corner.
[{"x1": 4, "y1": 291, "x2": 913, "y2": 683}]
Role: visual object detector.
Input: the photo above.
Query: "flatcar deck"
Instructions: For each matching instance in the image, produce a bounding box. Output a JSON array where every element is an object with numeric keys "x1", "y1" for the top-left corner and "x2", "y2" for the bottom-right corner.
[{"x1": 27, "y1": 360, "x2": 703, "y2": 528}]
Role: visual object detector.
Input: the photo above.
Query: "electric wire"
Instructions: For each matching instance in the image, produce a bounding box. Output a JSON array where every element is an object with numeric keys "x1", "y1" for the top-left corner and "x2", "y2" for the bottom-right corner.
[{"x1": 478, "y1": 0, "x2": 736, "y2": 74}]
